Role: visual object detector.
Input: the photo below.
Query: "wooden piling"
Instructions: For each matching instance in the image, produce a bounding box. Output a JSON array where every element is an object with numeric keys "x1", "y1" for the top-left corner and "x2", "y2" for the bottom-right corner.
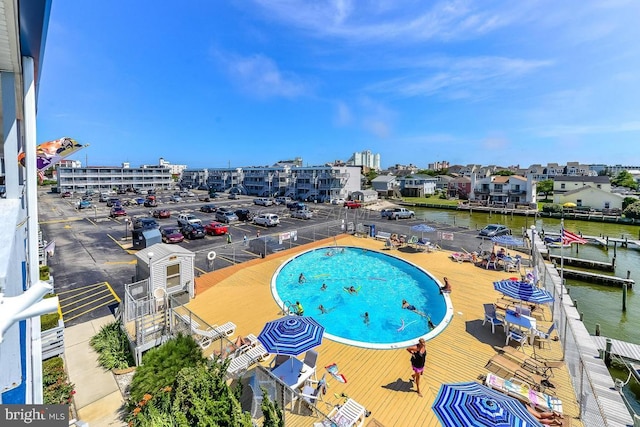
[
  {"x1": 580, "y1": 312, "x2": 584, "y2": 321},
  {"x1": 574, "y1": 300, "x2": 578, "y2": 310},
  {"x1": 605, "y1": 338, "x2": 612, "y2": 367},
  {"x1": 614, "y1": 241, "x2": 617, "y2": 257},
  {"x1": 623, "y1": 283, "x2": 627, "y2": 312},
  {"x1": 595, "y1": 324, "x2": 600, "y2": 336}
]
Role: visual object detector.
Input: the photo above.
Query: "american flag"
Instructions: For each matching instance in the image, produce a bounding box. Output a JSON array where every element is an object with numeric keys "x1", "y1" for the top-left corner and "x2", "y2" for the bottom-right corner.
[
  {"x1": 38, "y1": 170, "x2": 46, "y2": 182},
  {"x1": 562, "y1": 227, "x2": 587, "y2": 244}
]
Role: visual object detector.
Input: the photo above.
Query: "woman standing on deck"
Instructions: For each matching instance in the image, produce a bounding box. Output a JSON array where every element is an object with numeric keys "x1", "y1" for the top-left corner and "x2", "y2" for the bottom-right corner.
[{"x1": 407, "y1": 338, "x2": 427, "y2": 397}]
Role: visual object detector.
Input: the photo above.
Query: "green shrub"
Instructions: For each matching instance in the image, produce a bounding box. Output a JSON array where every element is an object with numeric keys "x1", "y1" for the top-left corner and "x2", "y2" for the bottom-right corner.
[
  {"x1": 40, "y1": 294, "x2": 60, "y2": 331},
  {"x1": 42, "y1": 357, "x2": 75, "y2": 404},
  {"x1": 89, "y1": 321, "x2": 135, "y2": 370},
  {"x1": 542, "y1": 203, "x2": 563, "y2": 213},
  {"x1": 623, "y1": 201, "x2": 640, "y2": 219},
  {"x1": 128, "y1": 334, "x2": 204, "y2": 404}
]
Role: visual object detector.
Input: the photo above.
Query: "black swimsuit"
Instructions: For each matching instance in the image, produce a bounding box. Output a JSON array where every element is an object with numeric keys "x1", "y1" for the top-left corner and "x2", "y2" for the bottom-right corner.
[{"x1": 411, "y1": 349, "x2": 426, "y2": 369}]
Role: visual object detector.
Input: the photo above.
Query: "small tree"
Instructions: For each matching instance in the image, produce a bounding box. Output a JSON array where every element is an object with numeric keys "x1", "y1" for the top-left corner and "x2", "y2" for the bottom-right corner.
[
  {"x1": 623, "y1": 197, "x2": 637, "y2": 210},
  {"x1": 612, "y1": 171, "x2": 638, "y2": 190},
  {"x1": 537, "y1": 180, "x2": 554, "y2": 200},
  {"x1": 542, "y1": 203, "x2": 563, "y2": 214}
]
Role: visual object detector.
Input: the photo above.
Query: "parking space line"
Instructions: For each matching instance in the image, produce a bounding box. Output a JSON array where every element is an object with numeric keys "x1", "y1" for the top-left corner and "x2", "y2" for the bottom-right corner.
[
  {"x1": 59, "y1": 287, "x2": 112, "y2": 310},
  {"x1": 63, "y1": 299, "x2": 119, "y2": 323},
  {"x1": 56, "y1": 282, "x2": 106, "y2": 295},
  {"x1": 38, "y1": 217, "x2": 84, "y2": 225},
  {"x1": 104, "y1": 281, "x2": 121, "y2": 303},
  {"x1": 61, "y1": 292, "x2": 115, "y2": 317}
]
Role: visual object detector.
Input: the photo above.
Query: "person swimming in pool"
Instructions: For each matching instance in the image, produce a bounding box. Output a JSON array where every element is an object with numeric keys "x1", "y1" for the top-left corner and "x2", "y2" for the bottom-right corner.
[
  {"x1": 402, "y1": 300, "x2": 434, "y2": 329},
  {"x1": 362, "y1": 312, "x2": 370, "y2": 326},
  {"x1": 345, "y1": 286, "x2": 358, "y2": 295},
  {"x1": 298, "y1": 273, "x2": 306, "y2": 284},
  {"x1": 318, "y1": 304, "x2": 328, "y2": 314},
  {"x1": 294, "y1": 301, "x2": 304, "y2": 316},
  {"x1": 320, "y1": 283, "x2": 327, "y2": 291},
  {"x1": 402, "y1": 299, "x2": 417, "y2": 311}
]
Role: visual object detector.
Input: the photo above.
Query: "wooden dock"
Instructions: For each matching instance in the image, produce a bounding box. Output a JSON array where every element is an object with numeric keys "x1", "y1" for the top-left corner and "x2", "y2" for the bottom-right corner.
[
  {"x1": 592, "y1": 336, "x2": 640, "y2": 362},
  {"x1": 561, "y1": 268, "x2": 634, "y2": 288},
  {"x1": 549, "y1": 254, "x2": 615, "y2": 271},
  {"x1": 543, "y1": 231, "x2": 640, "y2": 250}
]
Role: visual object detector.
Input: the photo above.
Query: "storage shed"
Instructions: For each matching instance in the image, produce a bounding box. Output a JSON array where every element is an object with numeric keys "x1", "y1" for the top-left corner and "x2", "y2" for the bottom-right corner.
[
  {"x1": 351, "y1": 189, "x2": 379, "y2": 204},
  {"x1": 135, "y1": 243, "x2": 196, "y2": 299}
]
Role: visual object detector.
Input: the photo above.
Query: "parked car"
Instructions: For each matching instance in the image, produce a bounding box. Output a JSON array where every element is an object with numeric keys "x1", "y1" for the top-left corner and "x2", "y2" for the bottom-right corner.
[
  {"x1": 204, "y1": 221, "x2": 228, "y2": 236},
  {"x1": 106, "y1": 198, "x2": 120, "y2": 207},
  {"x1": 253, "y1": 213, "x2": 280, "y2": 227},
  {"x1": 133, "y1": 217, "x2": 159, "y2": 230},
  {"x1": 215, "y1": 210, "x2": 239, "y2": 223},
  {"x1": 291, "y1": 209, "x2": 312, "y2": 220},
  {"x1": 198, "y1": 195, "x2": 211, "y2": 202},
  {"x1": 234, "y1": 209, "x2": 254, "y2": 222},
  {"x1": 479, "y1": 224, "x2": 511, "y2": 238},
  {"x1": 61, "y1": 191, "x2": 72, "y2": 198},
  {"x1": 200, "y1": 204, "x2": 217, "y2": 213},
  {"x1": 152, "y1": 209, "x2": 171, "y2": 219},
  {"x1": 134, "y1": 197, "x2": 146, "y2": 205},
  {"x1": 78, "y1": 200, "x2": 92, "y2": 209},
  {"x1": 331, "y1": 198, "x2": 346, "y2": 205},
  {"x1": 177, "y1": 213, "x2": 202, "y2": 227},
  {"x1": 248, "y1": 236, "x2": 286, "y2": 255},
  {"x1": 253, "y1": 197, "x2": 273, "y2": 206},
  {"x1": 109, "y1": 207, "x2": 127, "y2": 218},
  {"x1": 228, "y1": 193, "x2": 238, "y2": 200},
  {"x1": 160, "y1": 226, "x2": 184, "y2": 244},
  {"x1": 144, "y1": 198, "x2": 158, "y2": 207},
  {"x1": 169, "y1": 195, "x2": 182, "y2": 203},
  {"x1": 275, "y1": 197, "x2": 292, "y2": 205},
  {"x1": 344, "y1": 200, "x2": 362, "y2": 209},
  {"x1": 287, "y1": 202, "x2": 306, "y2": 211},
  {"x1": 210, "y1": 192, "x2": 220, "y2": 199},
  {"x1": 181, "y1": 223, "x2": 206, "y2": 240}
]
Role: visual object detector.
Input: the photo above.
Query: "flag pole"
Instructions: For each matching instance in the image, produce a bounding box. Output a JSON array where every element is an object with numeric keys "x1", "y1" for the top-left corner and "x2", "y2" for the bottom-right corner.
[{"x1": 560, "y1": 219, "x2": 565, "y2": 302}]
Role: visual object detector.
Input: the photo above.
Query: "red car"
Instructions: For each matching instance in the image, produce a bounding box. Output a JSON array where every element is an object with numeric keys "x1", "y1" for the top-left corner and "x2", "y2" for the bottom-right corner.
[
  {"x1": 345, "y1": 200, "x2": 362, "y2": 209},
  {"x1": 109, "y1": 207, "x2": 127, "y2": 217},
  {"x1": 160, "y1": 226, "x2": 184, "y2": 244},
  {"x1": 152, "y1": 209, "x2": 171, "y2": 219},
  {"x1": 204, "y1": 221, "x2": 228, "y2": 236}
]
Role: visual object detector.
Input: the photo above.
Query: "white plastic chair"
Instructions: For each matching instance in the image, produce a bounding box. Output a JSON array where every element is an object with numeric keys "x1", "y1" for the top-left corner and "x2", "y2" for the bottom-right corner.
[
  {"x1": 482, "y1": 303, "x2": 504, "y2": 334},
  {"x1": 313, "y1": 398, "x2": 367, "y2": 427}
]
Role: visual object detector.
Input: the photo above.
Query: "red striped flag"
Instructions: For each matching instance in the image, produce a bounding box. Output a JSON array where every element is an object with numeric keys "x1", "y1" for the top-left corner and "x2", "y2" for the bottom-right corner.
[
  {"x1": 562, "y1": 227, "x2": 587, "y2": 244},
  {"x1": 38, "y1": 170, "x2": 45, "y2": 182}
]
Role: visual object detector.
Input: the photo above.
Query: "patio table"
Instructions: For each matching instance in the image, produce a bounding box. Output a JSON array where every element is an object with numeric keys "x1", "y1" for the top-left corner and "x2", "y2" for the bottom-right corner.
[
  {"x1": 505, "y1": 311, "x2": 536, "y2": 344},
  {"x1": 271, "y1": 356, "x2": 315, "y2": 390}
]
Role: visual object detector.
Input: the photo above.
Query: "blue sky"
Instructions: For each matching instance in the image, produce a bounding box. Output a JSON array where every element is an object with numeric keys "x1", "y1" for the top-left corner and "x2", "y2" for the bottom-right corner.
[{"x1": 37, "y1": 0, "x2": 640, "y2": 169}]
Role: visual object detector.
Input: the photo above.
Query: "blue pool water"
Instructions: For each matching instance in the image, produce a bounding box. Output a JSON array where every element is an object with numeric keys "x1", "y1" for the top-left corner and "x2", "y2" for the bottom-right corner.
[{"x1": 272, "y1": 246, "x2": 453, "y2": 349}]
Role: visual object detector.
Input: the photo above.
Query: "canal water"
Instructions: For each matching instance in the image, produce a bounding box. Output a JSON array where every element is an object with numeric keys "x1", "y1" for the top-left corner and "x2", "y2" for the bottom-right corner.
[{"x1": 411, "y1": 207, "x2": 640, "y2": 344}]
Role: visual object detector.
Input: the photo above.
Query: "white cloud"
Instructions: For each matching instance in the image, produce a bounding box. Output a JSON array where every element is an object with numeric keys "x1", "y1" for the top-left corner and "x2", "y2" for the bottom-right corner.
[
  {"x1": 220, "y1": 52, "x2": 308, "y2": 99},
  {"x1": 534, "y1": 121, "x2": 640, "y2": 138},
  {"x1": 334, "y1": 101, "x2": 353, "y2": 126},
  {"x1": 369, "y1": 56, "x2": 552, "y2": 99}
]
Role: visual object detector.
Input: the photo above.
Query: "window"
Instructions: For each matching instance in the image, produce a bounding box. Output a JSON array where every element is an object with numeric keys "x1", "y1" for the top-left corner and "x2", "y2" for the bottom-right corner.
[
  {"x1": 597, "y1": 184, "x2": 601, "y2": 189},
  {"x1": 166, "y1": 263, "x2": 180, "y2": 288},
  {"x1": 604, "y1": 202, "x2": 610, "y2": 209},
  {"x1": 560, "y1": 184, "x2": 565, "y2": 189},
  {"x1": 577, "y1": 199, "x2": 582, "y2": 207}
]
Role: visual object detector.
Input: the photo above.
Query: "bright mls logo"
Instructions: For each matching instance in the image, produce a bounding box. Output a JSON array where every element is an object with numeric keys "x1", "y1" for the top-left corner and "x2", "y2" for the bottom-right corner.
[{"x1": 2, "y1": 405, "x2": 67, "y2": 426}]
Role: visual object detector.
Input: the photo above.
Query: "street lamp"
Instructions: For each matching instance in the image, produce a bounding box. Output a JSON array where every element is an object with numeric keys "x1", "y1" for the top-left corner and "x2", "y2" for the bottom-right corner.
[
  {"x1": 124, "y1": 218, "x2": 130, "y2": 240},
  {"x1": 148, "y1": 252, "x2": 154, "y2": 286}
]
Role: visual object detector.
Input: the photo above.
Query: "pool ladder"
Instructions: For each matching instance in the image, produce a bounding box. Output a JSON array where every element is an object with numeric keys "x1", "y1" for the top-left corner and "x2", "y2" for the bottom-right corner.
[{"x1": 282, "y1": 300, "x2": 296, "y2": 315}]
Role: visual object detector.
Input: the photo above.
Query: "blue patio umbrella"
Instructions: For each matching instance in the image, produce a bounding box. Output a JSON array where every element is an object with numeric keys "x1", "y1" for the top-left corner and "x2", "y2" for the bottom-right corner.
[
  {"x1": 257, "y1": 315, "x2": 324, "y2": 356},
  {"x1": 491, "y1": 235, "x2": 525, "y2": 247},
  {"x1": 493, "y1": 280, "x2": 554, "y2": 305},
  {"x1": 411, "y1": 223, "x2": 436, "y2": 239},
  {"x1": 432, "y1": 382, "x2": 543, "y2": 427}
]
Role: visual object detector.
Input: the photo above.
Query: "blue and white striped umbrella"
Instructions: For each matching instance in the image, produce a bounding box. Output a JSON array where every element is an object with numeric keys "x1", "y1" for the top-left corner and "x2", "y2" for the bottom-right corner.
[
  {"x1": 411, "y1": 224, "x2": 436, "y2": 233},
  {"x1": 493, "y1": 280, "x2": 554, "y2": 305},
  {"x1": 491, "y1": 235, "x2": 525, "y2": 247},
  {"x1": 257, "y1": 315, "x2": 324, "y2": 356},
  {"x1": 432, "y1": 382, "x2": 543, "y2": 427}
]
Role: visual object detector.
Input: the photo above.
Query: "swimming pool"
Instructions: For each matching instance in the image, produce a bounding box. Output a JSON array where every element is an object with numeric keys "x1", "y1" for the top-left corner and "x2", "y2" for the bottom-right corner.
[{"x1": 271, "y1": 246, "x2": 453, "y2": 349}]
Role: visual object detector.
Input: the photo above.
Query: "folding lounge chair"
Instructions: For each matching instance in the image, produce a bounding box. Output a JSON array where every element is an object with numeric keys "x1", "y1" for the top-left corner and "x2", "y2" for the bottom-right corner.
[
  {"x1": 498, "y1": 346, "x2": 564, "y2": 377},
  {"x1": 226, "y1": 343, "x2": 270, "y2": 378},
  {"x1": 313, "y1": 398, "x2": 367, "y2": 427},
  {"x1": 485, "y1": 354, "x2": 547, "y2": 392},
  {"x1": 175, "y1": 312, "x2": 237, "y2": 349}
]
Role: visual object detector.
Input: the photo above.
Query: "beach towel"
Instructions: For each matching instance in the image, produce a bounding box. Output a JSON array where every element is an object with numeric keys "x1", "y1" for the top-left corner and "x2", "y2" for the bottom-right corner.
[{"x1": 325, "y1": 363, "x2": 347, "y2": 383}]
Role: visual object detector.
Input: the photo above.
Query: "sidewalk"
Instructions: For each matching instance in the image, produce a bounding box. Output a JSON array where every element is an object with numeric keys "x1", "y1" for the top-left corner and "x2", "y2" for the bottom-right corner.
[{"x1": 64, "y1": 315, "x2": 126, "y2": 427}]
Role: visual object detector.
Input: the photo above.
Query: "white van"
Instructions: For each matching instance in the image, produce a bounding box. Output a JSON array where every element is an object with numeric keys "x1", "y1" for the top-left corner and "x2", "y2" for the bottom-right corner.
[
  {"x1": 253, "y1": 213, "x2": 280, "y2": 227},
  {"x1": 253, "y1": 198, "x2": 274, "y2": 206}
]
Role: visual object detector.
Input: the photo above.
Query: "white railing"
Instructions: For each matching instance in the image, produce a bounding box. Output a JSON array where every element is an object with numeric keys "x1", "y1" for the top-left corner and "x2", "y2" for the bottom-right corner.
[{"x1": 41, "y1": 319, "x2": 65, "y2": 360}]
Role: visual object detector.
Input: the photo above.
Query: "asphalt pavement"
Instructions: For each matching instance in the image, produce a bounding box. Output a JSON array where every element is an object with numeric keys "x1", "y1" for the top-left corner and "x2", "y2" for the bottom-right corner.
[{"x1": 37, "y1": 189, "x2": 492, "y2": 326}]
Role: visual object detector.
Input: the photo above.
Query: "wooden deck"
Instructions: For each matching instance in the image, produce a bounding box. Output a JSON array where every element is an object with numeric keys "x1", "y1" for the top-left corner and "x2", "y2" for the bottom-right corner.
[{"x1": 187, "y1": 235, "x2": 584, "y2": 427}]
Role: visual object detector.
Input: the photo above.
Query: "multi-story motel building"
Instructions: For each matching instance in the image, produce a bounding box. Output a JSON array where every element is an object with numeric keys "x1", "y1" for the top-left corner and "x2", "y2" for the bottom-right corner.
[
  {"x1": 181, "y1": 165, "x2": 362, "y2": 202},
  {"x1": 0, "y1": 0, "x2": 60, "y2": 404},
  {"x1": 56, "y1": 164, "x2": 173, "y2": 194}
]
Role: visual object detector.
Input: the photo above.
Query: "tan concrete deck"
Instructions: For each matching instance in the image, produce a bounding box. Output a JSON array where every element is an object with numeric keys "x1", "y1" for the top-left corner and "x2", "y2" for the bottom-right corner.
[{"x1": 189, "y1": 235, "x2": 583, "y2": 427}]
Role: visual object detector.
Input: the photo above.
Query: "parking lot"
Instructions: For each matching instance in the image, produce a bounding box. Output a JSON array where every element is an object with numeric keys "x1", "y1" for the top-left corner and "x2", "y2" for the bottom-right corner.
[{"x1": 38, "y1": 189, "x2": 488, "y2": 326}]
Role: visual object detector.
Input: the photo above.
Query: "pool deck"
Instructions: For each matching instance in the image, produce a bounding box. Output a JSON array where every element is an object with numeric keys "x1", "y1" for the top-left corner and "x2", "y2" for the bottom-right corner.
[{"x1": 189, "y1": 235, "x2": 583, "y2": 427}]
